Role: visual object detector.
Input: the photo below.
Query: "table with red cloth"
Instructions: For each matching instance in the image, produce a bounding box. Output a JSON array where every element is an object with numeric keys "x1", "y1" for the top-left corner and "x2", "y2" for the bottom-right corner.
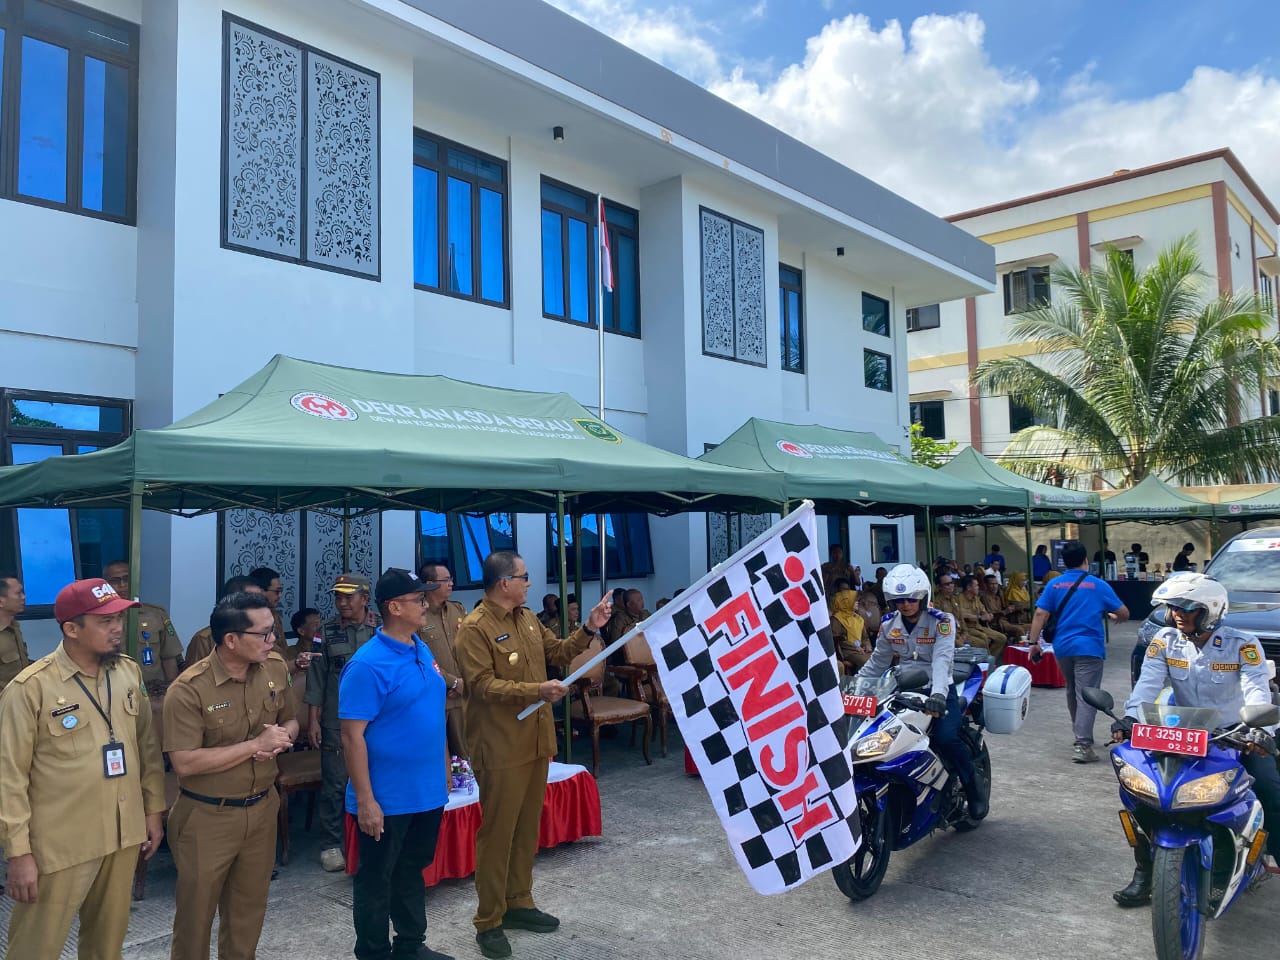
[
  {"x1": 1002, "y1": 644, "x2": 1067, "y2": 687},
  {"x1": 344, "y1": 762, "x2": 602, "y2": 886}
]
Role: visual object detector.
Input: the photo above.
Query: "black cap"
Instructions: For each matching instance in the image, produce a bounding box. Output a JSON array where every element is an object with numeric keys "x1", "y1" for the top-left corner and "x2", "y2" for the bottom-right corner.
[{"x1": 374, "y1": 567, "x2": 437, "y2": 605}]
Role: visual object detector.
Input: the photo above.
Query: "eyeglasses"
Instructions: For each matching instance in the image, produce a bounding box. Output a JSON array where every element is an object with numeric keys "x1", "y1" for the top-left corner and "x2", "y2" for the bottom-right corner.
[
  {"x1": 890, "y1": 597, "x2": 921, "y2": 605},
  {"x1": 240, "y1": 628, "x2": 277, "y2": 640},
  {"x1": 425, "y1": 577, "x2": 454, "y2": 584},
  {"x1": 505, "y1": 573, "x2": 531, "y2": 582}
]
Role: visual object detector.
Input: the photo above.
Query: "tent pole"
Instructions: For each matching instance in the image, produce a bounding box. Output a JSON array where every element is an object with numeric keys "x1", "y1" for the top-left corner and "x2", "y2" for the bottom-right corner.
[
  {"x1": 125, "y1": 480, "x2": 143, "y2": 659},
  {"x1": 1023, "y1": 509, "x2": 1033, "y2": 598},
  {"x1": 573, "y1": 512, "x2": 583, "y2": 622},
  {"x1": 558, "y1": 493, "x2": 572, "y2": 764},
  {"x1": 342, "y1": 501, "x2": 351, "y2": 572},
  {"x1": 923, "y1": 507, "x2": 934, "y2": 572}
]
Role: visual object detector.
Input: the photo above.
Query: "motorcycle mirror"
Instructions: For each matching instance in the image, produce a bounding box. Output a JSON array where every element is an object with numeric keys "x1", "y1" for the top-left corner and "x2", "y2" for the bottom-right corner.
[
  {"x1": 895, "y1": 663, "x2": 931, "y2": 692},
  {"x1": 1080, "y1": 687, "x2": 1115, "y2": 715},
  {"x1": 1240, "y1": 702, "x2": 1280, "y2": 729}
]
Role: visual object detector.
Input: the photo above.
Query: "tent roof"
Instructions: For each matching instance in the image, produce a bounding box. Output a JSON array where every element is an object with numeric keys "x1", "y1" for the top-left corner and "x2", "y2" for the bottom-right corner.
[
  {"x1": 0, "y1": 356, "x2": 783, "y2": 516},
  {"x1": 938, "y1": 447, "x2": 1101, "y2": 512},
  {"x1": 1100, "y1": 475, "x2": 1215, "y2": 521},
  {"x1": 1221, "y1": 484, "x2": 1280, "y2": 520},
  {"x1": 697, "y1": 418, "x2": 1028, "y2": 514}
]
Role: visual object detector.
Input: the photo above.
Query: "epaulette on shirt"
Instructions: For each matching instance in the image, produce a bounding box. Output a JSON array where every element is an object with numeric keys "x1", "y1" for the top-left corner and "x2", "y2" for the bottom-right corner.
[
  {"x1": 173, "y1": 658, "x2": 213, "y2": 685},
  {"x1": 927, "y1": 607, "x2": 946, "y2": 621},
  {"x1": 10, "y1": 656, "x2": 55, "y2": 685},
  {"x1": 881, "y1": 612, "x2": 896, "y2": 623}
]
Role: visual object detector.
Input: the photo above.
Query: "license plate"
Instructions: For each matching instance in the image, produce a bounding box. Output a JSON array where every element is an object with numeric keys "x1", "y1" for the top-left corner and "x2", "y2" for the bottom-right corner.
[
  {"x1": 1130, "y1": 723, "x2": 1209, "y2": 757},
  {"x1": 842, "y1": 694, "x2": 878, "y2": 717}
]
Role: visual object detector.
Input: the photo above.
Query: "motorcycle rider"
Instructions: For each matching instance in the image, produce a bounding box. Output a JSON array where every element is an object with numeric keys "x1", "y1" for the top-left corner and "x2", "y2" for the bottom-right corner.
[
  {"x1": 1110, "y1": 573, "x2": 1280, "y2": 906},
  {"x1": 854, "y1": 563, "x2": 988, "y2": 821}
]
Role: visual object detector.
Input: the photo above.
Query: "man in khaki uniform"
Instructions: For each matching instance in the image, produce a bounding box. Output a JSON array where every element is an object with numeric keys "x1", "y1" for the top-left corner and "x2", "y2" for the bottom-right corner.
[
  {"x1": 164, "y1": 591, "x2": 296, "y2": 960},
  {"x1": 103, "y1": 561, "x2": 184, "y2": 695},
  {"x1": 933, "y1": 574, "x2": 968, "y2": 645},
  {"x1": 0, "y1": 574, "x2": 30, "y2": 692},
  {"x1": 0, "y1": 578, "x2": 166, "y2": 960},
  {"x1": 957, "y1": 574, "x2": 1007, "y2": 659},
  {"x1": 419, "y1": 561, "x2": 469, "y2": 758},
  {"x1": 249, "y1": 566, "x2": 290, "y2": 654},
  {"x1": 185, "y1": 575, "x2": 267, "y2": 663},
  {"x1": 305, "y1": 573, "x2": 376, "y2": 872},
  {"x1": 455, "y1": 551, "x2": 612, "y2": 960}
]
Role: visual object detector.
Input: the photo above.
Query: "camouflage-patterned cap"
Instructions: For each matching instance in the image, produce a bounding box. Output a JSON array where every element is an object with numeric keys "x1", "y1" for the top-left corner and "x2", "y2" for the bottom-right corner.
[{"x1": 330, "y1": 573, "x2": 371, "y2": 594}]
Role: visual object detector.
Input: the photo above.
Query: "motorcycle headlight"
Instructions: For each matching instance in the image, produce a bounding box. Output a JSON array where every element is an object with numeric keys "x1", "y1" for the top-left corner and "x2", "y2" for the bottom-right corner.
[
  {"x1": 1172, "y1": 770, "x2": 1239, "y2": 810},
  {"x1": 1116, "y1": 762, "x2": 1159, "y2": 801},
  {"x1": 854, "y1": 728, "x2": 899, "y2": 759}
]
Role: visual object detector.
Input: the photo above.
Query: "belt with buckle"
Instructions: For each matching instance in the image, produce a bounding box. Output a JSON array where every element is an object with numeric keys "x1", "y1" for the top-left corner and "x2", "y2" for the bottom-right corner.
[{"x1": 180, "y1": 788, "x2": 271, "y2": 808}]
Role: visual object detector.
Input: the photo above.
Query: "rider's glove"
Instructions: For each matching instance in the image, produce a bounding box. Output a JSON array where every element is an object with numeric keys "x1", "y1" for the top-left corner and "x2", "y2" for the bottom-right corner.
[
  {"x1": 1246, "y1": 727, "x2": 1279, "y2": 757},
  {"x1": 924, "y1": 693, "x2": 947, "y2": 717},
  {"x1": 1111, "y1": 716, "x2": 1135, "y2": 740}
]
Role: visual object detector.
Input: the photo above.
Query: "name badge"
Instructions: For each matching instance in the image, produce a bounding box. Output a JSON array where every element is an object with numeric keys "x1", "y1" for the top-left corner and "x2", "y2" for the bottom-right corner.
[
  {"x1": 103, "y1": 743, "x2": 127, "y2": 779},
  {"x1": 494, "y1": 633, "x2": 510, "y2": 644},
  {"x1": 141, "y1": 647, "x2": 154, "y2": 665}
]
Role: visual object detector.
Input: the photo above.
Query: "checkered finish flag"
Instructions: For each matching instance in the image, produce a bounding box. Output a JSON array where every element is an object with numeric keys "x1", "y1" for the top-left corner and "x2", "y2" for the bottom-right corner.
[{"x1": 645, "y1": 502, "x2": 858, "y2": 894}]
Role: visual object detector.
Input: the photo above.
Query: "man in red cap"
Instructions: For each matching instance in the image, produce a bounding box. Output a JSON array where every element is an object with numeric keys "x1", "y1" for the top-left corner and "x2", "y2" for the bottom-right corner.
[{"x1": 0, "y1": 578, "x2": 166, "y2": 959}]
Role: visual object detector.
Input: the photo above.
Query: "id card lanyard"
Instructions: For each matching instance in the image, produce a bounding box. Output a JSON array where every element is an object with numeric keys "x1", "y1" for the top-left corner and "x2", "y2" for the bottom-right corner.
[{"x1": 73, "y1": 671, "x2": 127, "y2": 779}]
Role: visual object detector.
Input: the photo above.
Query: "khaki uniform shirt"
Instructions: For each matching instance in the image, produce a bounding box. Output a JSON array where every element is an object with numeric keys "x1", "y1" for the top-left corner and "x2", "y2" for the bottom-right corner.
[
  {"x1": 957, "y1": 593, "x2": 992, "y2": 630},
  {"x1": 455, "y1": 599, "x2": 594, "y2": 771},
  {"x1": 304, "y1": 618, "x2": 376, "y2": 733},
  {"x1": 0, "y1": 619, "x2": 30, "y2": 691},
  {"x1": 163, "y1": 651, "x2": 294, "y2": 797},
  {"x1": 422, "y1": 600, "x2": 466, "y2": 712},
  {"x1": 133, "y1": 602, "x2": 184, "y2": 690},
  {"x1": 0, "y1": 646, "x2": 165, "y2": 873},
  {"x1": 933, "y1": 594, "x2": 967, "y2": 643},
  {"x1": 186, "y1": 625, "x2": 288, "y2": 667}
]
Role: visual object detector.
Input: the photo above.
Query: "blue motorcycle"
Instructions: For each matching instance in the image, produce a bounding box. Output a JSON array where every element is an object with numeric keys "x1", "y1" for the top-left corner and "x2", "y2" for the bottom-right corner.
[
  {"x1": 1083, "y1": 687, "x2": 1280, "y2": 960},
  {"x1": 831, "y1": 650, "x2": 991, "y2": 901}
]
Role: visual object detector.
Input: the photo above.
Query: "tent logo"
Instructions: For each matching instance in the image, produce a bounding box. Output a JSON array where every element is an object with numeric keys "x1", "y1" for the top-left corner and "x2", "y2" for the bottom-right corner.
[
  {"x1": 776, "y1": 440, "x2": 812, "y2": 458},
  {"x1": 291, "y1": 393, "x2": 358, "y2": 422},
  {"x1": 1229, "y1": 504, "x2": 1242, "y2": 515},
  {"x1": 574, "y1": 419, "x2": 621, "y2": 443}
]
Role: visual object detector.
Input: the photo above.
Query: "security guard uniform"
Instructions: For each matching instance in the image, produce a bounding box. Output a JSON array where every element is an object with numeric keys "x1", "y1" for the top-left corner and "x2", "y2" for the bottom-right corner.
[
  {"x1": 163, "y1": 650, "x2": 293, "y2": 960},
  {"x1": 0, "y1": 647, "x2": 165, "y2": 960},
  {"x1": 303, "y1": 616, "x2": 375, "y2": 851},
  {"x1": 133, "y1": 602, "x2": 184, "y2": 694},
  {"x1": 0, "y1": 617, "x2": 30, "y2": 691},
  {"x1": 422, "y1": 598, "x2": 468, "y2": 758},
  {"x1": 454, "y1": 599, "x2": 595, "y2": 933}
]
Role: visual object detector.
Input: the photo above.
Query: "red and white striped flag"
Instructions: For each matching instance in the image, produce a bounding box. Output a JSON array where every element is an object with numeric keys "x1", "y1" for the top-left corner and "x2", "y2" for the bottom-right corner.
[{"x1": 598, "y1": 196, "x2": 614, "y2": 293}]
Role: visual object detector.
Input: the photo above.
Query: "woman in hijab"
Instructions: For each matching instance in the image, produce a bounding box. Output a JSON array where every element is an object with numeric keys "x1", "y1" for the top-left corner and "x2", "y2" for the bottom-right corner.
[
  {"x1": 828, "y1": 580, "x2": 869, "y2": 673},
  {"x1": 1004, "y1": 571, "x2": 1032, "y2": 624}
]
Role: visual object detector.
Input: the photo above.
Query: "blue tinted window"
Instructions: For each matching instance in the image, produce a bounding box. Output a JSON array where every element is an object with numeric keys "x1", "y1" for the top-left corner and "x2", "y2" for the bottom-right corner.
[
  {"x1": 541, "y1": 209, "x2": 564, "y2": 317},
  {"x1": 412, "y1": 165, "x2": 439, "y2": 288},
  {"x1": 446, "y1": 177, "x2": 473, "y2": 296},
  {"x1": 11, "y1": 444, "x2": 73, "y2": 605},
  {"x1": 547, "y1": 512, "x2": 653, "y2": 580},
  {"x1": 10, "y1": 399, "x2": 124, "y2": 431},
  {"x1": 77, "y1": 508, "x2": 125, "y2": 580},
  {"x1": 479, "y1": 187, "x2": 504, "y2": 303},
  {"x1": 605, "y1": 206, "x2": 637, "y2": 230},
  {"x1": 412, "y1": 134, "x2": 438, "y2": 164},
  {"x1": 82, "y1": 57, "x2": 129, "y2": 216},
  {"x1": 541, "y1": 182, "x2": 589, "y2": 214},
  {"x1": 23, "y1": 0, "x2": 134, "y2": 54},
  {"x1": 418, "y1": 511, "x2": 449, "y2": 567},
  {"x1": 567, "y1": 219, "x2": 590, "y2": 323},
  {"x1": 0, "y1": 32, "x2": 5, "y2": 154},
  {"x1": 417, "y1": 511, "x2": 514, "y2": 589},
  {"x1": 614, "y1": 232, "x2": 639, "y2": 335},
  {"x1": 18, "y1": 36, "x2": 69, "y2": 202}
]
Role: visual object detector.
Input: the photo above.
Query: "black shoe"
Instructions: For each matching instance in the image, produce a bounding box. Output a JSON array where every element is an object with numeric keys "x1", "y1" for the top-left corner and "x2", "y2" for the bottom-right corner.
[
  {"x1": 502, "y1": 907, "x2": 560, "y2": 933},
  {"x1": 404, "y1": 948, "x2": 454, "y2": 960},
  {"x1": 1113, "y1": 866, "x2": 1153, "y2": 907},
  {"x1": 963, "y1": 778, "x2": 989, "y2": 822},
  {"x1": 476, "y1": 929, "x2": 511, "y2": 959}
]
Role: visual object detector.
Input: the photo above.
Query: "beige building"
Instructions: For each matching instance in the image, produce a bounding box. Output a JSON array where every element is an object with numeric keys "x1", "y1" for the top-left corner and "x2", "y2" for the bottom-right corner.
[{"x1": 907, "y1": 149, "x2": 1280, "y2": 461}]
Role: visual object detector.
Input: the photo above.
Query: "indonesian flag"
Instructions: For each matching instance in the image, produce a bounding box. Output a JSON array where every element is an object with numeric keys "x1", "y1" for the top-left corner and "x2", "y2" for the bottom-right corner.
[{"x1": 599, "y1": 196, "x2": 614, "y2": 293}]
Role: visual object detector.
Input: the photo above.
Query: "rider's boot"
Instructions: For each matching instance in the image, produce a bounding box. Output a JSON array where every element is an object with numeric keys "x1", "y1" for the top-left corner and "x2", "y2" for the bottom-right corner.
[
  {"x1": 1113, "y1": 837, "x2": 1153, "y2": 907},
  {"x1": 962, "y1": 775, "x2": 988, "y2": 821}
]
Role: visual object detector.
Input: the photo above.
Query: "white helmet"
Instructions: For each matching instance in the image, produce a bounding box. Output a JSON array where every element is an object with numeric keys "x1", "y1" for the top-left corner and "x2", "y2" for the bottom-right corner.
[
  {"x1": 884, "y1": 564, "x2": 931, "y2": 607},
  {"x1": 1152, "y1": 573, "x2": 1228, "y2": 634}
]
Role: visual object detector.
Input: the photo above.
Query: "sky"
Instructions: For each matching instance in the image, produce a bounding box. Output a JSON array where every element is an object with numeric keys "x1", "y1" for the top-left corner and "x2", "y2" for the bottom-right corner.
[{"x1": 546, "y1": 0, "x2": 1280, "y2": 216}]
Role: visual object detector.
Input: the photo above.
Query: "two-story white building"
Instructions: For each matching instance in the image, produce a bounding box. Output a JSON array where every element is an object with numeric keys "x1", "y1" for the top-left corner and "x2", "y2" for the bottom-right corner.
[{"x1": 0, "y1": 0, "x2": 993, "y2": 650}]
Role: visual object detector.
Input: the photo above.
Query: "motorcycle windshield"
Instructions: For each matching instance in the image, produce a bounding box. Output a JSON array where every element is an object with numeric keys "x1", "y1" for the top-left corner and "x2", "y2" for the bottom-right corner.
[
  {"x1": 1134, "y1": 702, "x2": 1220, "y2": 731},
  {"x1": 844, "y1": 670, "x2": 898, "y2": 702}
]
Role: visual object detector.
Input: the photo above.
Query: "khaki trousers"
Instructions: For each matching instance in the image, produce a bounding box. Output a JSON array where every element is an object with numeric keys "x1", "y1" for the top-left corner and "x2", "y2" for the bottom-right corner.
[
  {"x1": 168, "y1": 789, "x2": 279, "y2": 960},
  {"x1": 445, "y1": 707, "x2": 468, "y2": 760},
  {"x1": 472, "y1": 758, "x2": 549, "y2": 932},
  {"x1": 5, "y1": 844, "x2": 140, "y2": 960}
]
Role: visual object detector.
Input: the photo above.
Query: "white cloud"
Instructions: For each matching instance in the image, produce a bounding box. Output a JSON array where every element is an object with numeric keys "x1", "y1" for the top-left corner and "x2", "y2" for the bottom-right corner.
[{"x1": 547, "y1": 2, "x2": 1280, "y2": 217}]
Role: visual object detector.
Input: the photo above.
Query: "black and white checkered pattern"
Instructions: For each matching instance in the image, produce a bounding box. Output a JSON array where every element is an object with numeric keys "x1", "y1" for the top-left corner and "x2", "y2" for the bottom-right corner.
[{"x1": 649, "y1": 504, "x2": 859, "y2": 894}]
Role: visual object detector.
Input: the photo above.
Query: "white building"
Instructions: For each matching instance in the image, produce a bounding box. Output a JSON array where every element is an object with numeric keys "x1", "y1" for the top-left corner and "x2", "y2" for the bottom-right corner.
[
  {"x1": 0, "y1": 0, "x2": 992, "y2": 651},
  {"x1": 907, "y1": 149, "x2": 1280, "y2": 458}
]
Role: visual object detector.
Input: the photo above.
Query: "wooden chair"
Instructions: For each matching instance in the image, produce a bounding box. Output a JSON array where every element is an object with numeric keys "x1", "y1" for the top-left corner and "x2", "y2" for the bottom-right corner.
[
  {"x1": 275, "y1": 749, "x2": 322, "y2": 865},
  {"x1": 621, "y1": 632, "x2": 671, "y2": 757},
  {"x1": 567, "y1": 640, "x2": 652, "y2": 775}
]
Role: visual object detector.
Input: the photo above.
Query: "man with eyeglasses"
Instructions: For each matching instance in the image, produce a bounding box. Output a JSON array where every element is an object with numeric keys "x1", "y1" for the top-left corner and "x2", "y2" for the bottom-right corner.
[
  {"x1": 103, "y1": 560, "x2": 183, "y2": 696},
  {"x1": 419, "y1": 562, "x2": 469, "y2": 759},
  {"x1": 185, "y1": 576, "x2": 267, "y2": 664},
  {"x1": 164, "y1": 591, "x2": 296, "y2": 960},
  {"x1": 306, "y1": 573, "x2": 377, "y2": 872},
  {"x1": 248, "y1": 567, "x2": 292, "y2": 660}
]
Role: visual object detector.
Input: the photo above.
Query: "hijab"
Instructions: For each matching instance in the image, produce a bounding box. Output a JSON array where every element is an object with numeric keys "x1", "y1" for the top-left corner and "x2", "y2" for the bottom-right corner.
[{"x1": 1005, "y1": 571, "x2": 1030, "y2": 603}]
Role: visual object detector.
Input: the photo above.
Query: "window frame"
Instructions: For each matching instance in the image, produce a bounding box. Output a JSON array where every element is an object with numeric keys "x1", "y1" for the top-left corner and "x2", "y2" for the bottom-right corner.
[
  {"x1": 861, "y1": 292, "x2": 891, "y2": 337},
  {"x1": 540, "y1": 175, "x2": 598, "y2": 329},
  {"x1": 863, "y1": 349, "x2": 893, "y2": 393},
  {"x1": 779, "y1": 262, "x2": 804, "y2": 373},
  {"x1": 1260, "y1": 271, "x2": 1275, "y2": 318},
  {"x1": 910, "y1": 400, "x2": 945, "y2": 440},
  {"x1": 906, "y1": 303, "x2": 940, "y2": 332},
  {"x1": 415, "y1": 511, "x2": 516, "y2": 591},
  {"x1": 699, "y1": 205, "x2": 767, "y2": 368},
  {"x1": 0, "y1": 0, "x2": 140, "y2": 224},
  {"x1": 1002, "y1": 265, "x2": 1051, "y2": 315},
  {"x1": 1008, "y1": 397, "x2": 1054, "y2": 434},
  {"x1": 869, "y1": 523, "x2": 900, "y2": 565},
  {"x1": 546, "y1": 512, "x2": 653, "y2": 581},
  {"x1": 601, "y1": 198, "x2": 641, "y2": 338},
  {"x1": 412, "y1": 129, "x2": 510, "y2": 308}
]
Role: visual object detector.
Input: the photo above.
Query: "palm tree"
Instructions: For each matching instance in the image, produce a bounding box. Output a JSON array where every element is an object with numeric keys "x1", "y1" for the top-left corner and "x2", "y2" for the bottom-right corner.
[{"x1": 973, "y1": 236, "x2": 1280, "y2": 486}]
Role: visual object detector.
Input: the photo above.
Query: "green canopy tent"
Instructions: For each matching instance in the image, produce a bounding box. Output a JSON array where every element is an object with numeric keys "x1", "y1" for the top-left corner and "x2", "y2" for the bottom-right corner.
[
  {"x1": 697, "y1": 419, "x2": 1031, "y2": 566},
  {"x1": 1100, "y1": 475, "x2": 1216, "y2": 522},
  {"x1": 1220, "y1": 485, "x2": 1280, "y2": 523}
]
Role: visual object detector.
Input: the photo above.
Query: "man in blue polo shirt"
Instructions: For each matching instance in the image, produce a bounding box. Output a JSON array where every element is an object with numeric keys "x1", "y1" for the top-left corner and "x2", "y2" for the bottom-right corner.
[
  {"x1": 341, "y1": 568, "x2": 452, "y2": 960},
  {"x1": 1028, "y1": 540, "x2": 1129, "y2": 763}
]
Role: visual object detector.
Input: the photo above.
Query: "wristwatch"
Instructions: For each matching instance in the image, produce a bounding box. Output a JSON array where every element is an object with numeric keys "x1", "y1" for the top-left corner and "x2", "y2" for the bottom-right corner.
[{"x1": 450, "y1": 677, "x2": 461, "y2": 691}]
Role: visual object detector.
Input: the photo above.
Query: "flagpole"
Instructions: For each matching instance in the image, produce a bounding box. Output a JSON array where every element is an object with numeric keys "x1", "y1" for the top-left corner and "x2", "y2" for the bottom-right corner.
[{"x1": 596, "y1": 194, "x2": 607, "y2": 607}]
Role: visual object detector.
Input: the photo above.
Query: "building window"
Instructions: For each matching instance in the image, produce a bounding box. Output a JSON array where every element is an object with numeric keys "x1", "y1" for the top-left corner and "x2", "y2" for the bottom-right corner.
[
  {"x1": 779, "y1": 264, "x2": 804, "y2": 373},
  {"x1": 547, "y1": 513, "x2": 653, "y2": 580},
  {"x1": 1260, "y1": 273, "x2": 1274, "y2": 317},
  {"x1": 417, "y1": 512, "x2": 515, "y2": 590},
  {"x1": 540, "y1": 178, "x2": 598, "y2": 326},
  {"x1": 826, "y1": 515, "x2": 845, "y2": 550},
  {"x1": 864, "y1": 349, "x2": 892, "y2": 392},
  {"x1": 221, "y1": 15, "x2": 380, "y2": 279},
  {"x1": 1002, "y1": 266, "x2": 1050, "y2": 315},
  {"x1": 1, "y1": 390, "x2": 131, "y2": 609},
  {"x1": 1008, "y1": 398, "x2": 1055, "y2": 433},
  {"x1": 870, "y1": 524, "x2": 900, "y2": 565},
  {"x1": 0, "y1": 0, "x2": 138, "y2": 222},
  {"x1": 412, "y1": 131, "x2": 507, "y2": 305},
  {"x1": 906, "y1": 303, "x2": 940, "y2": 332},
  {"x1": 910, "y1": 400, "x2": 945, "y2": 439},
  {"x1": 1269, "y1": 389, "x2": 1279, "y2": 417},
  {"x1": 603, "y1": 201, "x2": 641, "y2": 336},
  {"x1": 862, "y1": 292, "x2": 890, "y2": 337},
  {"x1": 700, "y1": 207, "x2": 766, "y2": 365}
]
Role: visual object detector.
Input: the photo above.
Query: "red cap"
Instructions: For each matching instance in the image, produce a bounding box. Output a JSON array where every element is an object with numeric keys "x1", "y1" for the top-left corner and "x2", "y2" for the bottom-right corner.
[{"x1": 53, "y1": 578, "x2": 141, "y2": 624}]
